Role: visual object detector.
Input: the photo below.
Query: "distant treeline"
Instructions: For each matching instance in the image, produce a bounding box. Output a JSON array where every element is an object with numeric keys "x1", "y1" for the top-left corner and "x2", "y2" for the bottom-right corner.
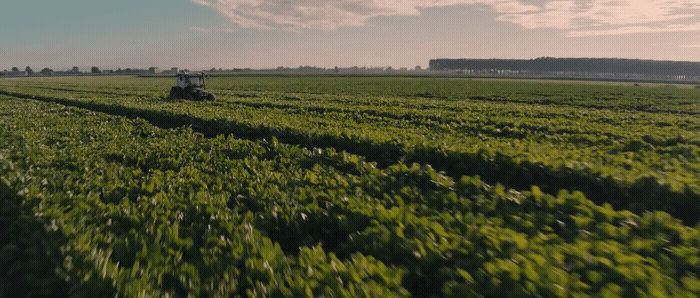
[{"x1": 429, "y1": 57, "x2": 700, "y2": 77}]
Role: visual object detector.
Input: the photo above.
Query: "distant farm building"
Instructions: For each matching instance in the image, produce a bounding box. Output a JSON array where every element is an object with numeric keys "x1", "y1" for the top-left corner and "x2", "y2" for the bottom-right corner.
[{"x1": 2, "y1": 70, "x2": 29, "y2": 77}]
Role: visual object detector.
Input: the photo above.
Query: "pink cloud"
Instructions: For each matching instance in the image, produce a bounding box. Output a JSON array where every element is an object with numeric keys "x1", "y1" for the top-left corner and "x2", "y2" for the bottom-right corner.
[
  {"x1": 192, "y1": 0, "x2": 700, "y2": 36},
  {"x1": 498, "y1": 0, "x2": 700, "y2": 37},
  {"x1": 189, "y1": 26, "x2": 238, "y2": 33},
  {"x1": 566, "y1": 22, "x2": 700, "y2": 37},
  {"x1": 191, "y1": 0, "x2": 539, "y2": 31}
]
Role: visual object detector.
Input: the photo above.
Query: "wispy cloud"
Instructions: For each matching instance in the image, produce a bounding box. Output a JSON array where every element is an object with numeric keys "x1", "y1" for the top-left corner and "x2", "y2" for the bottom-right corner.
[
  {"x1": 499, "y1": 0, "x2": 700, "y2": 37},
  {"x1": 566, "y1": 22, "x2": 700, "y2": 38},
  {"x1": 191, "y1": 0, "x2": 539, "y2": 31},
  {"x1": 189, "y1": 26, "x2": 237, "y2": 33},
  {"x1": 192, "y1": 0, "x2": 700, "y2": 37},
  {"x1": 680, "y1": 44, "x2": 700, "y2": 48}
]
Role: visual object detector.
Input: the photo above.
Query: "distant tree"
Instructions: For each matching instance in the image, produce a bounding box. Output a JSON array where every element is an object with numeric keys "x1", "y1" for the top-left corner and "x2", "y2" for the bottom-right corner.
[
  {"x1": 91, "y1": 66, "x2": 101, "y2": 73},
  {"x1": 415, "y1": 65, "x2": 422, "y2": 71},
  {"x1": 11, "y1": 67, "x2": 19, "y2": 72},
  {"x1": 40, "y1": 68, "x2": 53, "y2": 75},
  {"x1": 72, "y1": 66, "x2": 79, "y2": 73},
  {"x1": 25, "y1": 66, "x2": 33, "y2": 75}
]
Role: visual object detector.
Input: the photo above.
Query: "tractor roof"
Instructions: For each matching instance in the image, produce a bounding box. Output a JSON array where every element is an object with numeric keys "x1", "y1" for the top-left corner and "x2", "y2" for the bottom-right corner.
[{"x1": 177, "y1": 72, "x2": 205, "y2": 78}]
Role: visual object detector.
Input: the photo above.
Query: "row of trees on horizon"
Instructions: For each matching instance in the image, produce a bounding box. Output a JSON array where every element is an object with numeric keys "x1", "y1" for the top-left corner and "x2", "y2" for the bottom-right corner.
[
  {"x1": 2, "y1": 65, "x2": 428, "y2": 76},
  {"x1": 5, "y1": 57, "x2": 700, "y2": 79},
  {"x1": 2, "y1": 66, "x2": 158, "y2": 75}
]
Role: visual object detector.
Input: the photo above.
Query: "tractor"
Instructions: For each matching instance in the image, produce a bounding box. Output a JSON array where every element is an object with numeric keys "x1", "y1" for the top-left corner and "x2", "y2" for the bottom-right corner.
[{"x1": 169, "y1": 71, "x2": 216, "y2": 101}]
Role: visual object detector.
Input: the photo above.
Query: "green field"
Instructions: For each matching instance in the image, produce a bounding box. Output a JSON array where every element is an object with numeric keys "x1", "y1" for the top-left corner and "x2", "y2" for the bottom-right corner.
[{"x1": 1, "y1": 76, "x2": 699, "y2": 296}]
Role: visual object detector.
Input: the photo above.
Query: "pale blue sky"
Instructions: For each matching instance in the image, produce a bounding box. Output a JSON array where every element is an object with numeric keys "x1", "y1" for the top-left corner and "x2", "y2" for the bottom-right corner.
[{"x1": 1, "y1": 0, "x2": 699, "y2": 70}]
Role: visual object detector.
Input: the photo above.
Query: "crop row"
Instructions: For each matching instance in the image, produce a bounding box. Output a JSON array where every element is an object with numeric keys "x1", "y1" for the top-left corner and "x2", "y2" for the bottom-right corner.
[
  {"x1": 0, "y1": 97, "x2": 409, "y2": 296},
  {"x1": 1, "y1": 95, "x2": 698, "y2": 296},
  {"x1": 0, "y1": 83, "x2": 697, "y2": 224},
  {"x1": 11, "y1": 76, "x2": 700, "y2": 113}
]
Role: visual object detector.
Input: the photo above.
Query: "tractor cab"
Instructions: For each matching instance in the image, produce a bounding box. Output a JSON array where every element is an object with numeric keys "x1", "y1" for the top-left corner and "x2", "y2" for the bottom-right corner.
[{"x1": 176, "y1": 72, "x2": 204, "y2": 89}]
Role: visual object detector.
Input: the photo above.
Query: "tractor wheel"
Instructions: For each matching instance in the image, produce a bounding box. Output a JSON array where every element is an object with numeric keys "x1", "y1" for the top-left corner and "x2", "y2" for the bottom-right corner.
[
  {"x1": 183, "y1": 87, "x2": 193, "y2": 100},
  {"x1": 192, "y1": 91, "x2": 205, "y2": 101},
  {"x1": 169, "y1": 87, "x2": 183, "y2": 99},
  {"x1": 206, "y1": 93, "x2": 216, "y2": 101}
]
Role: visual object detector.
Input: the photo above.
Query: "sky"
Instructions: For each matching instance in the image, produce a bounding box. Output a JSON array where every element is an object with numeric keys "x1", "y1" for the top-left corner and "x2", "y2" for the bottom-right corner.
[{"x1": 1, "y1": 0, "x2": 699, "y2": 70}]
